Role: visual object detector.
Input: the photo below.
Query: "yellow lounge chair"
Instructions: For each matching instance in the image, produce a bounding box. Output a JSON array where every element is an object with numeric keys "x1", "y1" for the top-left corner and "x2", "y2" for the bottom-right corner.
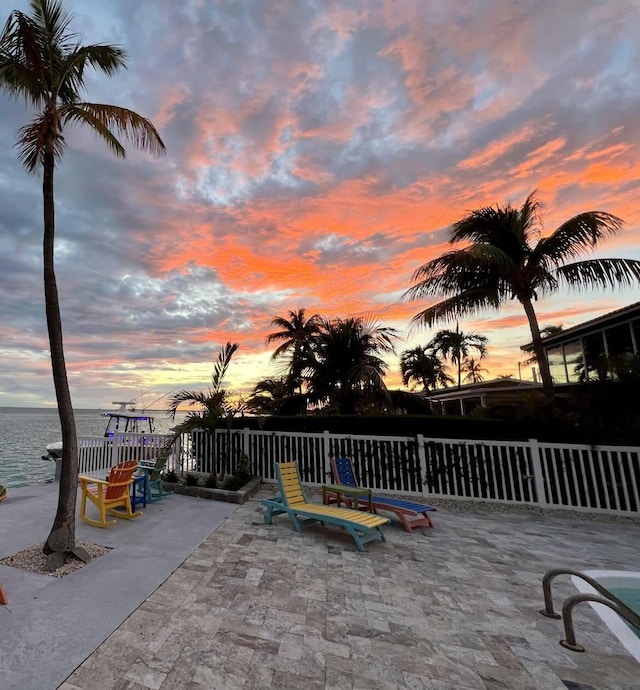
[{"x1": 262, "y1": 461, "x2": 389, "y2": 551}]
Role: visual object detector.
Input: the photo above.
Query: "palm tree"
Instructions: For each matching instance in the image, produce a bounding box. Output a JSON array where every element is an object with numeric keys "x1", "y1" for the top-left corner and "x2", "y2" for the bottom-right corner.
[
  {"x1": 246, "y1": 377, "x2": 292, "y2": 416},
  {"x1": 400, "y1": 346, "x2": 452, "y2": 391},
  {"x1": 0, "y1": 0, "x2": 165, "y2": 565},
  {"x1": 462, "y1": 358, "x2": 488, "y2": 384},
  {"x1": 168, "y1": 343, "x2": 239, "y2": 478},
  {"x1": 267, "y1": 308, "x2": 321, "y2": 391},
  {"x1": 404, "y1": 190, "x2": 640, "y2": 397},
  {"x1": 428, "y1": 327, "x2": 488, "y2": 388},
  {"x1": 305, "y1": 315, "x2": 399, "y2": 414}
]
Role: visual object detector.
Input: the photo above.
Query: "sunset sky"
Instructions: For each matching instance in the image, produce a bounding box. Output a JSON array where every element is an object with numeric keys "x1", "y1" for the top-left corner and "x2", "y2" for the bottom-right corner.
[{"x1": 0, "y1": 0, "x2": 639, "y2": 409}]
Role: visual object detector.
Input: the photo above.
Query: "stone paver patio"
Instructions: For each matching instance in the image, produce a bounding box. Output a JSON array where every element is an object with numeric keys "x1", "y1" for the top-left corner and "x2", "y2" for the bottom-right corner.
[{"x1": 60, "y1": 489, "x2": 639, "y2": 690}]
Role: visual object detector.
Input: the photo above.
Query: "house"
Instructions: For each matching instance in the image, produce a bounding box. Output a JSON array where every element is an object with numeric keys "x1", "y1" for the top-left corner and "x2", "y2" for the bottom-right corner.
[
  {"x1": 426, "y1": 302, "x2": 640, "y2": 416},
  {"x1": 424, "y1": 378, "x2": 539, "y2": 416},
  {"x1": 524, "y1": 301, "x2": 640, "y2": 384}
]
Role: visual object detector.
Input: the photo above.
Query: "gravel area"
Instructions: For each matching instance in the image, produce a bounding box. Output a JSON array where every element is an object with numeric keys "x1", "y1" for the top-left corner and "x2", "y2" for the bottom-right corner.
[{"x1": 0, "y1": 542, "x2": 111, "y2": 578}]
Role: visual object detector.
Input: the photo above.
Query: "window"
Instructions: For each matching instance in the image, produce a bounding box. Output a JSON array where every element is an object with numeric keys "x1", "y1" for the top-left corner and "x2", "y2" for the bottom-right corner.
[
  {"x1": 632, "y1": 318, "x2": 640, "y2": 354},
  {"x1": 563, "y1": 341, "x2": 583, "y2": 383},
  {"x1": 605, "y1": 323, "x2": 634, "y2": 357},
  {"x1": 582, "y1": 332, "x2": 606, "y2": 381},
  {"x1": 547, "y1": 346, "x2": 566, "y2": 383}
]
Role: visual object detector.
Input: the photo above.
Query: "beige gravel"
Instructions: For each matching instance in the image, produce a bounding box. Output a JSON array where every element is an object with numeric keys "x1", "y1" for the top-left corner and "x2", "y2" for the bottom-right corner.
[{"x1": 0, "y1": 542, "x2": 111, "y2": 578}]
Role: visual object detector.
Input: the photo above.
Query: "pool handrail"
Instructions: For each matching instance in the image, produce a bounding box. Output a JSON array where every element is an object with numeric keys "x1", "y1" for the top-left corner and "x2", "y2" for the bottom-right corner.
[
  {"x1": 559, "y1": 592, "x2": 640, "y2": 652},
  {"x1": 540, "y1": 567, "x2": 640, "y2": 653}
]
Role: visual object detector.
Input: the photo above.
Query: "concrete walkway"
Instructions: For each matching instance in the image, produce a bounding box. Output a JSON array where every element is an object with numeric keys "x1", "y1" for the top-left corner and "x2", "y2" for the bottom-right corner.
[
  {"x1": 0, "y1": 483, "x2": 237, "y2": 690},
  {"x1": 51, "y1": 488, "x2": 640, "y2": 689}
]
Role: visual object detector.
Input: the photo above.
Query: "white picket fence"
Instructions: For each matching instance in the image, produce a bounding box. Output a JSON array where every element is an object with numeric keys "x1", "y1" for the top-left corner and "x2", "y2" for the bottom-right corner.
[
  {"x1": 75, "y1": 432, "x2": 172, "y2": 477},
  {"x1": 76, "y1": 428, "x2": 640, "y2": 517}
]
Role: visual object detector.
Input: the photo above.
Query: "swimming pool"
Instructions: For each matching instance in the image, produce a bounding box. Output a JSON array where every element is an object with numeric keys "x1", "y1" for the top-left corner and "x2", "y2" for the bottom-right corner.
[{"x1": 572, "y1": 570, "x2": 640, "y2": 662}]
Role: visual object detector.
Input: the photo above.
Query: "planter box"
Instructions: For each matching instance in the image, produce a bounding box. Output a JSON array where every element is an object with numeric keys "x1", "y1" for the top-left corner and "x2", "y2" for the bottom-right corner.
[{"x1": 162, "y1": 476, "x2": 261, "y2": 505}]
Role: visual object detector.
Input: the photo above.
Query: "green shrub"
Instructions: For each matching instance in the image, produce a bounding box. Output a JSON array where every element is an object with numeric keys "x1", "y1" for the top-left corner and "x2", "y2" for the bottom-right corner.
[
  {"x1": 222, "y1": 472, "x2": 251, "y2": 491},
  {"x1": 185, "y1": 472, "x2": 200, "y2": 486},
  {"x1": 204, "y1": 472, "x2": 217, "y2": 489},
  {"x1": 236, "y1": 454, "x2": 251, "y2": 475},
  {"x1": 164, "y1": 469, "x2": 178, "y2": 483}
]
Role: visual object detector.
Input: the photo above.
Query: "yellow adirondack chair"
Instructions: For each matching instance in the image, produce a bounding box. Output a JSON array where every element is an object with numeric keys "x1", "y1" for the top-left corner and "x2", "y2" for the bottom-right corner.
[{"x1": 79, "y1": 460, "x2": 142, "y2": 528}]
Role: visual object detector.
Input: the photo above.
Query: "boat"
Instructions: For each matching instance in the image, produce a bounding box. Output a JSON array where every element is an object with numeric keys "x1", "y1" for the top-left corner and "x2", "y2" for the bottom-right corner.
[
  {"x1": 102, "y1": 401, "x2": 156, "y2": 437},
  {"x1": 42, "y1": 401, "x2": 156, "y2": 462}
]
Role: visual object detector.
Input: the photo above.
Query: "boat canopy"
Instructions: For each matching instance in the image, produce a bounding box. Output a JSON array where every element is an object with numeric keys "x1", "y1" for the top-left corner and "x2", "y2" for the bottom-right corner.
[{"x1": 101, "y1": 410, "x2": 155, "y2": 437}]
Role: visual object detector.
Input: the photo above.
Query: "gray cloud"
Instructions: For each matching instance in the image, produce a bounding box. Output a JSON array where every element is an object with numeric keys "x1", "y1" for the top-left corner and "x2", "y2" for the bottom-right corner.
[{"x1": 0, "y1": 0, "x2": 639, "y2": 407}]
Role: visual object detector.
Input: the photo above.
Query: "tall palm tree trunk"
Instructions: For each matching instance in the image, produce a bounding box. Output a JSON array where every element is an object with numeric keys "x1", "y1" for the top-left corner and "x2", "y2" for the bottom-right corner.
[
  {"x1": 520, "y1": 297, "x2": 554, "y2": 398},
  {"x1": 42, "y1": 146, "x2": 79, "y2": 557}
]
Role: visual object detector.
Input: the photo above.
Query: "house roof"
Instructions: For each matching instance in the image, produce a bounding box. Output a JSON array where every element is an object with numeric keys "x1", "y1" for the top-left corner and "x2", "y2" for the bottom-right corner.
[
  {"x1": 424, "y1": 378, "x2": 539, "y2": 401},
  {"x1": 521, "y1": 301, "x2": 640, "y2": 351}
]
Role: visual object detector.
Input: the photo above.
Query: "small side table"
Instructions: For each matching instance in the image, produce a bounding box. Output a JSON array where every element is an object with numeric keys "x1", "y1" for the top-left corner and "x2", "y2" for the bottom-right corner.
[
  {"x1": 131, "y1": 473, "x2": 147, "y2": 511},
  {"x1": 322, "y1": 483, "x2": 373, "y2": 512}
]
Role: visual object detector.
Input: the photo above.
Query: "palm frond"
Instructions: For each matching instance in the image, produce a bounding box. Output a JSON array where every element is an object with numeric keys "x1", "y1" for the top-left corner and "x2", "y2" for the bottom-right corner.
[
  {"x1": 210, "y1": 342, "x2": 239, "y2": 391},
  {"x1": 31, "y1": 0, "x2": 76, "y2": 49},
  {"x1": 166, "y1": 389, "x2": 211, "y2": 419},
  {"x1": 59, "y1": 102, "x2": 165, "y2": 156},
  {"x1": 170, "y1": 412, "x2": 217, "y2": 436},
  {"x1": 448, "y1": 190, "x2": 541, "y2": 264},
  {"x1": 449, "y1": 190, "x2": 540, "y2": 246},
  {"x1": 0, "y1": 11, "x2": 48, "y2": 106},
  {"x1": 58, "y1": 103, "x2": 124, "y2": 156},
  {"x1": 355, "y1": 312, "x2": 399, "y2": 355},
  {"x1": 69, "y1": 43, "x2": 126, "y2": 77},
  {"x1": 269, "y1": 339, "x2": 293, "y2": 359},
  {"x1": 553, "y1": 258, "x2": 640, "y2": 292},
  {"x1": 16, "y1": 116, "x2": 65, "y2": 171},
  {"x1": 404, "y1": 246, "x2": 511, "y2": 301},
  {"x1": 55, "y1": 44, "x2": 127, "y2": 101},
  {"x1": 409, "y1": 289, "x2": 501, "y2": 329},
  {"x1": 534, "y1": 212, "x2": 624, "y2": 265},
  {"x1": 266, "y1": 324, "x2": 290, "y2": 343}
]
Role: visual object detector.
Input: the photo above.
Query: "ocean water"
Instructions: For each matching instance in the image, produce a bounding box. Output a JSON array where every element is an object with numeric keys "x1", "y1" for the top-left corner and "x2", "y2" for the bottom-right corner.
[{"x1": 0, "y1": 407, "x2": 182, "y2": 489}]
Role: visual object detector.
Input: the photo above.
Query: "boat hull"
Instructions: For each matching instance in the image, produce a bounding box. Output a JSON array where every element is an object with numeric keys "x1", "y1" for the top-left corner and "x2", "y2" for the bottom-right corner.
[{"x1": 42, "y1": 441, "x2": 63, "y2": 462}]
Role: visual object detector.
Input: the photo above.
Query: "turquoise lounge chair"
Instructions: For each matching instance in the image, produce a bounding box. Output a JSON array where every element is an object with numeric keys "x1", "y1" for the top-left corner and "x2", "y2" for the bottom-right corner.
[
  {"x1": 330, "y1": 457, "x2": 436, "y2": 533},
  {"x1": 262, "y1": 461, "x2": 389, "y2": 552}
]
